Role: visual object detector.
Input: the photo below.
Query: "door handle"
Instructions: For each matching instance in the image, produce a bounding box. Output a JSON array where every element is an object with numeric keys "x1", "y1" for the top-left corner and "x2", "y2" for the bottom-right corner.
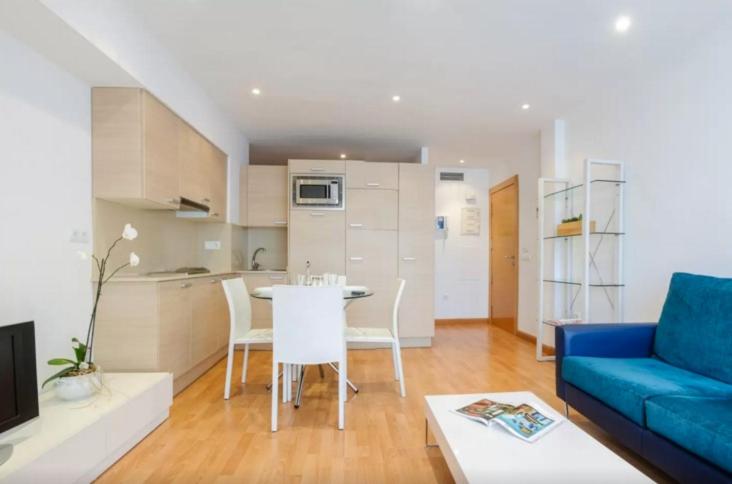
[{"x1": 504, "y1": 255, "x2": 516, "y2": 259}]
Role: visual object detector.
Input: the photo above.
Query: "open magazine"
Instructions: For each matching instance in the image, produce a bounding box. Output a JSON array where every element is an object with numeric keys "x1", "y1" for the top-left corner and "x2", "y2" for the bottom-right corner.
[{"x1": 453, "y1": 398, "x2": 561, "y2": 443}]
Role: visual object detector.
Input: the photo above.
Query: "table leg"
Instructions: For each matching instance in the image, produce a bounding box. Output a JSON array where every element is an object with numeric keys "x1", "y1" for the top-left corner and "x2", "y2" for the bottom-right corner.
[
  {"x1": 294, "y1": 366, "x2": 307, "y2": 408},
  {"x1": 327, "y1": 362, "x2": 358, "y2": 393},
  {"x1": 266, "y1": 371, "x2": 284, "y2": 391}
]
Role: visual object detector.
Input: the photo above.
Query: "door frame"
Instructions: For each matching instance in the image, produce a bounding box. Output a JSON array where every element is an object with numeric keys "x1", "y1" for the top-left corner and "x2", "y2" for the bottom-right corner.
[{"x1": 489, "y1": 175, "x2": 519, "y2": 334}]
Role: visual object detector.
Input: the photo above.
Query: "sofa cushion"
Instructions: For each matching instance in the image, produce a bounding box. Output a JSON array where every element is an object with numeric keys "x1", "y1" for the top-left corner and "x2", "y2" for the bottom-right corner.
[
  {"x1": 562, "y1": 356, "x2": 732, "y2": 425},
  {"x1": 646, "y1": 395, "x2": 732, "y2": 474},
  {"x1": 654, "y1": 272, "x2": 732, "y2": 384}
]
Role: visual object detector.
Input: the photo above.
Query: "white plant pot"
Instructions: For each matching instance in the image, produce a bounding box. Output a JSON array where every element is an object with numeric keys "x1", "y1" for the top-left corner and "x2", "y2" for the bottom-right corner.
[{"x1": 54, "y1": 369, "x2": 103, "y2": 401}]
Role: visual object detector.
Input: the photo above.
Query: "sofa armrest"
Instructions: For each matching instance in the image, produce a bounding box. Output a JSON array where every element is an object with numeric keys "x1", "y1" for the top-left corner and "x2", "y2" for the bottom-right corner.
[{"x1": 555, "y1": 323, "x2": 657, "y2": 400}]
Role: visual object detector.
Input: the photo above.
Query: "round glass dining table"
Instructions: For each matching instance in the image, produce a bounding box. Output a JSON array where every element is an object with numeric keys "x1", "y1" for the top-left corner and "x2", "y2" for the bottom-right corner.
[{"x1": 248, "y1": 285, "x2": 373, "y2": 407}]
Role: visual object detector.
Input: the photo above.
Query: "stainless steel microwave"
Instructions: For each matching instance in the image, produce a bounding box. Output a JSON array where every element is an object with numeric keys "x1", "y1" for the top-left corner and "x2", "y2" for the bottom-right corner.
[{"x1": 291, "y1": 175, "x2": 344, "y2": 209}]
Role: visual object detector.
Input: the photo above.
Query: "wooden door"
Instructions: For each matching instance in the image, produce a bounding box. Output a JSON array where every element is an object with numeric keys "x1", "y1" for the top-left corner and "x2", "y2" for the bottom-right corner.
[
  {"x1": 247, "y1": 166, "x2": 288, "y2": 226},
  {"x1": 489, "y1": 175, "x2": 519, "y2": 334}
]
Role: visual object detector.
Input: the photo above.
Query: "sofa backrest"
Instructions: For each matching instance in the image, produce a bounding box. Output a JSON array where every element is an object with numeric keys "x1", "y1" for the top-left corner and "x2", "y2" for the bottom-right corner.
[{"x1": 654, "y1": 272, "x2": 732, "y2": 384}]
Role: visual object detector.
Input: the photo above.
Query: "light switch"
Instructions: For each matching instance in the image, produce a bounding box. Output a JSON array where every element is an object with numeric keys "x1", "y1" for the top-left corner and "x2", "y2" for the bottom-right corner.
[
  {"x1": 204, "y1": 240, "x2": 221, "y2": 250},
  {"x1": 69, "y1": 229, "x2": 89, "y2": 244}
]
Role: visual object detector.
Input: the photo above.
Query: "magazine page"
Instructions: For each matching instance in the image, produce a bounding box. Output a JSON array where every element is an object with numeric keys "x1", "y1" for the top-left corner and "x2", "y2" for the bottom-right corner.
[
  {"x1": 453, "y1": 399, "x2": 515, "y2": 426},
  {"x1": 492, "y1": 403, "x2": 560, "y2": 443}
]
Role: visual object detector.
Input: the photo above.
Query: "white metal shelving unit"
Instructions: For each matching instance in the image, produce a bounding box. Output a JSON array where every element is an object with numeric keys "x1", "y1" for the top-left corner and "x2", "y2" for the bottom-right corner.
[{"x1": 537, "y1": 159, "x2": 625, "y2": 361}]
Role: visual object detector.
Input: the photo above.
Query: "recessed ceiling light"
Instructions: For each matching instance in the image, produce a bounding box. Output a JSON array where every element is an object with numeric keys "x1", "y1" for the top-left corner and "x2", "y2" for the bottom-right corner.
[
  {"x1": 521, "y1": 103, "x2": 531, "y2": 110},
  {"x1": 615, "y1": 15, "x2": 632, "y2": 33},
  {"x1": 459, "y1": 159, "x2": 465, "y2": 164},
  {"x1": 340, "y1": 153, "x2": 347, "y2": 159},
  {"x1": 392, "y1": 95, "x2": 401, "y2": 102},
  {"x1": 251, "y1": 88, "x2": 261, "y2": 95}
]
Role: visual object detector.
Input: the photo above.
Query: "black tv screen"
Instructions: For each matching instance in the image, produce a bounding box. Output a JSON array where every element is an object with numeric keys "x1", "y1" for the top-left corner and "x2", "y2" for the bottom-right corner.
[{"x1": 0, "y1": 321, "x2": 39, "y2": 435}]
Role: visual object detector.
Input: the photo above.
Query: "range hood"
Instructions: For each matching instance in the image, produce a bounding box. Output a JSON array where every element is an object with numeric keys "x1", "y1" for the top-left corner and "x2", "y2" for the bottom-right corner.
[{"x1": 175, "y1": 197, "x2": 210, "y2": 218}]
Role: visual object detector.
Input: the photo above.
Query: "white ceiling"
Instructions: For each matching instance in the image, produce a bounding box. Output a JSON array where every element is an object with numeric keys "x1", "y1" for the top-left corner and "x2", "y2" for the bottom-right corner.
[{"x1": 119, "y1": 0, "x2": 731, "y2": 164}]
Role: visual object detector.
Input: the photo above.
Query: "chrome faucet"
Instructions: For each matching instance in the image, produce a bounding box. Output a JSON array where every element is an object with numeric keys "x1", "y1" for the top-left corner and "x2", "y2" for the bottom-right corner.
[{"x1": 251, "y1": 247, "x2": 266, "y2": 271}]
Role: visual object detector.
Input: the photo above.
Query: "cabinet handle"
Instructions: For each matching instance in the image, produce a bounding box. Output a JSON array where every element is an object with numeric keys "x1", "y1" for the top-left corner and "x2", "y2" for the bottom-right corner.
[
  {"x1": 401, "y1": 257, "x2": 417, "y2": 262},
  {"x1": 202, "y1": 197, "x2": 211, "y2": 203},
  {"x1": 309, "y1": 168, "x2": 325, "y2": 172},
  {"x1": 209, "y1": 279, "x2": 219, "y2": 284},
  {"x1": 366, "y1": 182, "x2": 380, "y2": 187},
  {"x1": 273, "y1": 221, "x2": 287, "y2": 225},
  {"x1": 349, "y1": 223, "x2": 364, "y2": 228},
  {"x1": 210, "y1": 212, "x2": 220, "y2": 217},
  {"x1": 349, "y1": 256, "x2": 364, "y2": 261},
  {"x1": 310, "y1": 212, "x2": 324, "y2": 217},
  {"x1": 166, "y1": 198, "x2": 180, "y2": 205},
  {"x1": 269, "y1": 275, "x2": 285, "y2": 281},
  {"x1": 180, "y1": 283, "x2": 192, "y2": 289}
]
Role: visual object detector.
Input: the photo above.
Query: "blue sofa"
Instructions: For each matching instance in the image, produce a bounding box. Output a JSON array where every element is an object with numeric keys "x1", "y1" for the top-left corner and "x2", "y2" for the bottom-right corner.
[{"x1": 556, "y1": 272, "x2": 732, "y2": 483}]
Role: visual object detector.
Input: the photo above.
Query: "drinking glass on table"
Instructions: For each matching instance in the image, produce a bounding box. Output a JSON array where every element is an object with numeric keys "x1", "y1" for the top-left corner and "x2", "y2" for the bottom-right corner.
[{"x1": 296, "y1": 274, "x2": 306, "y2": 286}]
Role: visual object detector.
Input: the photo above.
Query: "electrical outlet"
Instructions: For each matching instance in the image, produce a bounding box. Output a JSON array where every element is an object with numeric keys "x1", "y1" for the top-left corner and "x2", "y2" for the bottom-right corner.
[
  {"x1": 204, "y1": 240, "x2": 221, "y2": 250},
  {"x1": 69, "y1": 229, "x2": 89, "y2": 244}
]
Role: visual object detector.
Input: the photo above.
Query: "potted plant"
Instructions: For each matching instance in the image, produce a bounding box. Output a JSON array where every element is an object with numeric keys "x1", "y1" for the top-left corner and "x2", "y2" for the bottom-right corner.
[
  {"x1": 43, "y1": 223, "x2": 140, "y2": 400},
  {"x1": 556, "y1": 214, "x2": 596, "y2": 236}
]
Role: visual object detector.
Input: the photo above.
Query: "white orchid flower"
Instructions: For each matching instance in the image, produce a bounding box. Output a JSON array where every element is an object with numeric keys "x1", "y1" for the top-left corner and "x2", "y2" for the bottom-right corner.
[
  {"x1": 122, "y1": 223, "x2": 138, "y2": 240},
  {"x1": 76, "y1": 250, "x2": 88, "y2": 260},
  {"x1": 129, "y1": 252, "x2": 140, "y2": 267}
]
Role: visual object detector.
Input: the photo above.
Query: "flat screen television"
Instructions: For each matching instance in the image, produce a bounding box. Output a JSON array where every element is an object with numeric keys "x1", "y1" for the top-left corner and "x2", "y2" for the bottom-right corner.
[{"x1": 0, "y1": 321, "x2": 39, "y2": 436}]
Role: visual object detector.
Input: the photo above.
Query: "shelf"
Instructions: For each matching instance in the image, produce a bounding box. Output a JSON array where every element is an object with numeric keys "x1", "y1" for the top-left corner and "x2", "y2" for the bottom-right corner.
[
  {"x1": 543, "y1": 179, "x2": 626, "y2": 199},
  {"x1": 544, "y1": 232, "x2": 625, "y2": 240},
  {"x1": 542, "y1": 319, "x2": 582, "y2": 327},
  {"x1": 542, "y1": 280, "x2": 625, "y2": 288}
]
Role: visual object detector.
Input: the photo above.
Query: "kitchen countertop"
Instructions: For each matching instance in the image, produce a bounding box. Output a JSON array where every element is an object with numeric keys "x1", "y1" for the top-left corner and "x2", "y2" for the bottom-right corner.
[{"x1": 107, "y1": 269, "x2": 287, "y2": 283}]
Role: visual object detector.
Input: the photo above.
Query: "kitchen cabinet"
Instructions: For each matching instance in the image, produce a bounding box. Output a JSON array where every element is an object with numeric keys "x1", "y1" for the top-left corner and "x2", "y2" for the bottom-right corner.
[
  {"x1": 288, "y1": 210, "x2": 345, "y2": 276},
  {"x1": 92, "y1": 88, "x2": 180, "y2": 209},
  {"x1": 93, "y1": 274, "x2": 236, "y2": 394},
  {"x1": 346, "y1": 189, "x2": 398, "y2": 231},
  {"x1": 346, "y1": 161, "x2": 398, "y2": 190},
  {"x1": 398, "y1": 163, "x2": 435, "y2": 338},
  {"x1": 241, "y1": 272, "x2": 288, "y2": 328},
  {"x1": 92, "y1": 87, "x2": 227, "y2": 220},
  {"x1": 289, "y1": 159, "x2": 346, "y2": 174},
  {"x1": 247, "y1": 166, "x2": 288, "y2": 227},
  {"x1": 239, "y1": 165, "x2": 248, "y2": 226}
]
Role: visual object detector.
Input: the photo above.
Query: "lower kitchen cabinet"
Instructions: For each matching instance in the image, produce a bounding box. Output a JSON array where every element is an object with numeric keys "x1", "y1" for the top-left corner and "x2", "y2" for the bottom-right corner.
[
  {"x1": 241, "y1": 271, "x2": 287, "y2": 328},
  {"x1": 94, "y1": 274, "x2": 237, "y2": 394}
]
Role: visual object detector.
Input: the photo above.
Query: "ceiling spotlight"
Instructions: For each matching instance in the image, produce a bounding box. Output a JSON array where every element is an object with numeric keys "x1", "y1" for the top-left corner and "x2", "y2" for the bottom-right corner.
[
  {"x1": 251, "y1": 88, "x2": 261, "y2": 95},
  {"x1": 392, "y1": 95, "x2": 401, "y2": 102},
  {"x1": 615, "y1": 15, "x2": 632, "y2": 33},
  {"x1": 340, "y1": 153, "x2": 347, "y2": 159},
  {"x1": 459, "y1": 159, "x2": 465, "y2": 164},
  {"x1": 521, "y1": 103, "x2": 531, "y2": 110}
]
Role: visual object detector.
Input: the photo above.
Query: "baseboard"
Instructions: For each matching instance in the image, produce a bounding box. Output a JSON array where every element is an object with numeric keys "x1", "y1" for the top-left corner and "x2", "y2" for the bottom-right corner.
[
  {"x1": 174, "y1": 347, "x2": 228, "y2": 394},
  {"x1": 516, "y1": 330, "x2": 555, "y2": 356},
  {"x1": 435, "y1": 318, "x2": 489, "y2": 325},
  {"x1": 490, "y1": 317, "x2": 516, "y2": 334}
]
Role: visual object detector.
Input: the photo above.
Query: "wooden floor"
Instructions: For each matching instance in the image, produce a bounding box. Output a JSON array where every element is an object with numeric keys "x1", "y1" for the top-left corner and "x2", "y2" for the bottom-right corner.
[{"x1": 97, "y1": 322, "x2": 670, "y2": 483}]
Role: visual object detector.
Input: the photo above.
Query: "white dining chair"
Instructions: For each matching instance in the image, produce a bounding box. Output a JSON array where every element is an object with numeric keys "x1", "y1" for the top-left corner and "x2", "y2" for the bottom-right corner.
[
  {"x1": 221, "y1": 277, "x2": 273, "y2": 400},
  {"x1": 271, "y1": 285, "x2": 346, "y2": 431},
  {"x1": 345, "y1": 279, "x2": 406, "y2": 397}
]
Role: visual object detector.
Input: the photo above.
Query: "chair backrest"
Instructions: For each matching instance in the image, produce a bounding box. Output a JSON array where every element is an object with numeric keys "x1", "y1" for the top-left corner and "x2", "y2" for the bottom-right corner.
[
  {"x1": 392, "y1": 279, "x2": 406, "y2": 337},
  {"x1": 273, "y1": 285, "x2": 344, "y2": 365},
  {"x1": 221, "y1": 278, "x2": 252, "y2": 341}
]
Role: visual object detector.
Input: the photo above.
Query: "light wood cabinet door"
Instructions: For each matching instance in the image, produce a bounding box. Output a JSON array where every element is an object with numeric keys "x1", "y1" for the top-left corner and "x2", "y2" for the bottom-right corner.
[
  {"x1": 288, "y1": 159, "x2": 345, "y2": 174},
  {"x1": 346, "y1": 230, "x2": 398, "y2": 327},
  {"x1": 239, "y1": 165, "x2": 248, "y2": 226},
  {"x1": 247, "y1": 166, "x2": 288, "y2": 227},
  {"x1": 242, "y1": 272, "x2": 287, "y2": 328},
  {"x1": 346, "y1": 161, "x2": 398, "y2": 190},
  {"x1": 190, "y1": 278, "x2": 222, "y2": 365},
  {"x1": 158, "y1": 281, "x2": 193, "y2": 378},
  {"x1": 206, "y1": 142, "x2": 227, "y2": 222},
  {"x1": 346, "y1": 189, "x2": 398, "y2": 231},
  {"x1": 288, "y1": 210, "x2": 345, "y2": 276},
  {"x1": 398, "y1": 163, "x2": 435, "y2": 338},
  {"x1": 178, "y1": 121, "x2": 208, "y2": 205},
  {"x1": 142, "y1": 91, "x2": 180, "y2": 207}
]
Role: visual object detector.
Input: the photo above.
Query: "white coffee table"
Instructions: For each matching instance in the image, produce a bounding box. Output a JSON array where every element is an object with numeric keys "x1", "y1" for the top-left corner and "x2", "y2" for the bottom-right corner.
[{"x1": 425, "y1": 391, "x2": 652, "y2": 484}]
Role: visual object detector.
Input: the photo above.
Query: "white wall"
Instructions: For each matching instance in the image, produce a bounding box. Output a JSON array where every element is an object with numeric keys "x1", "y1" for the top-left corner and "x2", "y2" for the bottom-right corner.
[
  {"x1": 434, "y1": 168, "x2": 490, "y2": 319},
  {"x1": 40, "y1": 0, "x2": 250, "y2": 223},
  {"x1": 0, "y1": 31, "x2": 92, "y2": 384},
  {"x1": 560, "y1": 26, "x2": 732, "y2": 322}
]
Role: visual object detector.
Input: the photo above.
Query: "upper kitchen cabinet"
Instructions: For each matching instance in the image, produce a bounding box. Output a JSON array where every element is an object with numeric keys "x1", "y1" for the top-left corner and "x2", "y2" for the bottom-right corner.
[
  {"x1": 346, "y1": 161, "x2": 398, "y2": 190},
  {"x1": 238, "y1": 164, "x2": 248, "y2": 226},
  {"x1": 247, "y1": 165, "x2": 288, "y2": 227},
  {"x1": 93, "y1": 88, "x2": 180, "y2": 209},
  {"x1": 93, "y1": 87, "x2": 227, "y2": 220},
  {"x1": 288, "y1": 159, "x2": 346, "y2": 174}
]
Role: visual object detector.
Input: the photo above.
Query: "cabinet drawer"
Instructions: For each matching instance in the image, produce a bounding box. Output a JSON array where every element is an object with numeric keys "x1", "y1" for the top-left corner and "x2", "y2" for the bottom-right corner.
[
  {"x1": 346, "y1": 189, "x2": 398, "y2": 231},
  {"x1": 346, "y1": 161, "x2": 398, "y2": 190},
  {"x1": 289, "y1": 159, "x2": 345, "y2": 174},
  {"x1": 289, "y1": 210, "x2": 345, "y2": 275}
]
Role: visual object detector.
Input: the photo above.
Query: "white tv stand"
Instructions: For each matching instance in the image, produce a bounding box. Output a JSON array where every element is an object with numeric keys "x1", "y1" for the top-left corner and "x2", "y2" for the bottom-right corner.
[{"x1": 0, "y1": 373, "x2": 172, "y2": 483}]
